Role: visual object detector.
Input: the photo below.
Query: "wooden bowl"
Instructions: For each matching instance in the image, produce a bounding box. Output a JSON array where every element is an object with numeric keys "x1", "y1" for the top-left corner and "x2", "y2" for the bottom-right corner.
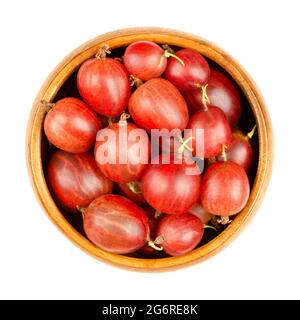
[{"x1": 26, "y1": 28, "x2": 273, "y2": 271}]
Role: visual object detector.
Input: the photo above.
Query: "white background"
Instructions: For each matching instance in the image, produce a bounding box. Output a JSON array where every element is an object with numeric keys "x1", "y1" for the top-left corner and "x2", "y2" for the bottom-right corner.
[{"x1": 0, "y1": 0, "x2": 299, "y2": 300}]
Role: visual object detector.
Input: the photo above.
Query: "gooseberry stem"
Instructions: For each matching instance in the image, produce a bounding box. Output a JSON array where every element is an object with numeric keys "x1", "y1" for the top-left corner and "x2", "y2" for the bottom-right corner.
[
  {"x1": 127, "y1": 181, "x2": 142, "y2": 194},
  {"x1": 201, "y1": 84, "x2": 210, "y2": 111},
  {"x1": 221, "y1": 144, "x2": 228, "y2": 162},
  {"x1": 164, "y1": 51, "x2": 185, "y2": 66},
  {"x1": 204, "y1": 224, "x2": 217, "y2": 231},
  {"x1": 95, "y1": 44, "x2": 111, "y2": 59},
  {"x1": 247, "y1": 124, "x2": 257, "y2": 139},
  {"x1": 41, "y1": 100, "x2": 55, "y2": 112},
  {"x1": 119, "y1": 112, "x2": 130, "y2": 125},
  {"x1": 216, "y1": 216, "x2": 232, "y2": 225},
  {"x1": 162, "y1": 44, "x2": 174, "y2": 54},
  {"x1": 76, "y1": 205, "x2": 86, "y2": 220},
  {"x1": 129, "y1": 75, "x2": 143, "y2": 87},
  {"x1": 178, "y1": 136, "x2": 194, "y2": 154},
  {"x1": 148, "y1": 235, "x2": 165, "y2": 251},
  {"x1": 148, "y1": 241, "x2": 164, "y2": 251},
  {"x1": 155, "y1": 210, "x2": 162, "y2": 219}
]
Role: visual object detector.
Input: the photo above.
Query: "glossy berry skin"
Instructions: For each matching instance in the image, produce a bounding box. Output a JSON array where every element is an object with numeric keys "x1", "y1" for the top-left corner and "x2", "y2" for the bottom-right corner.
[
  {"x1": 44, "y1": 97, "x2": 101, "y2": 153},
  {"x1": 141, "y1": 155, "x2": 201, "y2": 215},
  {"x1": 94, "y1": 122, "x2": 150, "y2": 183},
  {"x1": 165, "y1": 48, "x2": 210, "y2": 91},
  {"x1": 187, "y1": 106, "x2": 231, "y2": 158},
  {"x1": 156, "y1": 213, "x2": 204, "y2": 256},
  {"x1": 217, "y1": 129, "x2": 253, "y2": 172},
  {"x1": 83, "y1": 194, "x2": 150, "y2": 254},
  {"x1": 128, "y1": 78, "x2": 189, "y2": 132},
  {"x1": 116, "y1": 181, "x2": 146, "y2": 206},
  {"x1": 77, "y1": 58, "x2": 130, "y2": 117},
  {"x1": 183, "y1": 69, "x2": 241, "y2": 126},
  {"x1": 124, "y1": 41, "x2": 167, "y2": 81},
  {"x1": 139, "y1": 207, "x2": 161, "y2": 256},
  {"x1": 201, "y1": 161, "x2": 250, "y2": 216},
  {"x1": 188, "y1": 203, "x2": 212, "y2": 224},
  {"x1": 47, "y1": 150, "x2": 113, "y2": 212}
]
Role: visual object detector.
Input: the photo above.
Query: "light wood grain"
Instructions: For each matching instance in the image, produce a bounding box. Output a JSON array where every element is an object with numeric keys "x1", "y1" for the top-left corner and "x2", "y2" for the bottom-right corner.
[{"x1": 26, "y1": 27, "x2": 273, "y2": 271}]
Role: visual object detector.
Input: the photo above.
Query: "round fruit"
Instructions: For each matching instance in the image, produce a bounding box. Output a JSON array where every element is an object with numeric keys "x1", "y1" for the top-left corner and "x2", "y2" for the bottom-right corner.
[
  {"x1": 139, "y1": 207, "x2": 162, "y2": 256},
  {"x1": 83, "y1": 194, "x2": 150, "y2": 254},
  {"x1": 165, "y1": 48, "x2": 210, "y2": 91},
  {"x1": 128, "y1": 78, "x2": 189, "y2": 132},
  {"x1": 217, "y1": 127, "x2": 255, "y2": 172},
  {"x1": 187, "y1": 106, "x2": 231, "y2": 158},
  {"x1": 154, "y1": 213, "x2": 204, "y2": 256},
  {"x1": 188, "y1": 203, "x2": 212, "y2": 224},
  {"x1": 94, "y1": 121, "x2": 150, "y2": 183},
  {"x1": 183, "y1": 69, "x2": 241, "y2": 126},
  {"x1": 116, "y1": 181, "x2": 146, "y2": 206},
  {"x1": 123, "y1": 41, "x2": 185, "y2": 81},
  {"x1": 141, "y1": 155, "x2": 201, "y2": 215},
  {"x1": 124, "y1": 41, "x2": 167, "y2": 81},
  {"x1": 77, "y1": 53, "x2": 130, "y2": 117},
  {"x1": 47, "y1": 150, "x2": 113, "y2": 212},
  {"x1": 44, "y1": 97, "x2": 101, "y2": 153},
  {"x1": 201, "y1": 160, "x2": 250, "y2": 216}
]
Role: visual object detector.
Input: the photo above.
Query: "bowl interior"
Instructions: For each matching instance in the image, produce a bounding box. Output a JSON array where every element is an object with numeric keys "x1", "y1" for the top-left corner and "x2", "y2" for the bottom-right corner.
[{"x1": 41, "y1": 42, "x2": 259, "y2": 259}]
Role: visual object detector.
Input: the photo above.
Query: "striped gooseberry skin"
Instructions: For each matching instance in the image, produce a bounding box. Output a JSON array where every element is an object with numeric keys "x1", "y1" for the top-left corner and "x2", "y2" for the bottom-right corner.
[
  {"x1": 156, "y1": 213, "x2": 204, "y2": 256},
  {"x1": 44, "y1": 97, "x2": 101, "y2": 153},
  {"x1": 83, "y1": 194, "x2": 150, "y2": 254},
  {"x1": 165, "y1": 48, "x2": 210, "y2": 91},
  {"x1": 201, "y1": 160, "x2": 250, "y2": 216},
  {"x1": 217, "y1": 128, "x2": 253, "y2": 172},
  {"x1": 128, "y1": 78, "x2": 189, "y2": 132},
  {"x1": 77, "y1": 58, "x2": 130, "y2": 117},
  {"x1": 47, "y1": 150, "x2": 113, "y2": 212},
  {"x1": 183, "y1": 69, "x2": 242, "y2": 126},
  {"x1": 186, "y1": 106, "x2": 232, "y2": 158},
  {"x1": 141, "y1": 154, "x2": 201, "y2": 215},
  {"x1": 123, "y1": 40, "x2": 167, "y2": 81},
  {"x1": 94, "y1": 122, "x2": 150, "y2": 183}
]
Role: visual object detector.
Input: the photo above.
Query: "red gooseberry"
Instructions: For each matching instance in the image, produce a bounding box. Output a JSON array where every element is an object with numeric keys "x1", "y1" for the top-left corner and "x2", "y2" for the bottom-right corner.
[
  {"x1": 187, "y1": 105, "x2": 231, "y2": 158},
  {"x1": 153, "y1": 213, "x2": 204, "y2": 256},
  {"x1": 83, "y1": 194, "x2": 150, "y2": 254},
  {"x1": 165, "y1": 48, "x2": 210, "y2": 91},
  {"x1": 141, "y1": 155, "x2": 201, "y2": 215},
  {"x1": 47, "y1": 150, "x2": 113, "y2": 212},
  {"x1": 44, "y1": 97, "x2": 101, "y2": 153},
  {"x1": 124, "y1": 41, "x2": 167, "y2": 81},
  {"x1": 77, "y1": 48, "x2": 130, "y2": 117},
  {"x1": 124, "y1": 41, "x2": 185, "y2": 81},
  {"x1": 217, "y1": 126, "x2": 255, "y2": 172},
  {"x1": 201, "y1": 159, "x2": 250, "y2": 216},
  {"x1": 128, "y1": 78, "x2": 189, "y2": 132},
  {"x1": 94, "y1": 119, "x2": 150, "y2": 183}
]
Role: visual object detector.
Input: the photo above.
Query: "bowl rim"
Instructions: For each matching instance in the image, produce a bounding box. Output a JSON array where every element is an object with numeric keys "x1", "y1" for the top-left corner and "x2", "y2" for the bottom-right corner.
[{"x1": 26, "y1": 27, "x2": 273, "y2": 271}]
